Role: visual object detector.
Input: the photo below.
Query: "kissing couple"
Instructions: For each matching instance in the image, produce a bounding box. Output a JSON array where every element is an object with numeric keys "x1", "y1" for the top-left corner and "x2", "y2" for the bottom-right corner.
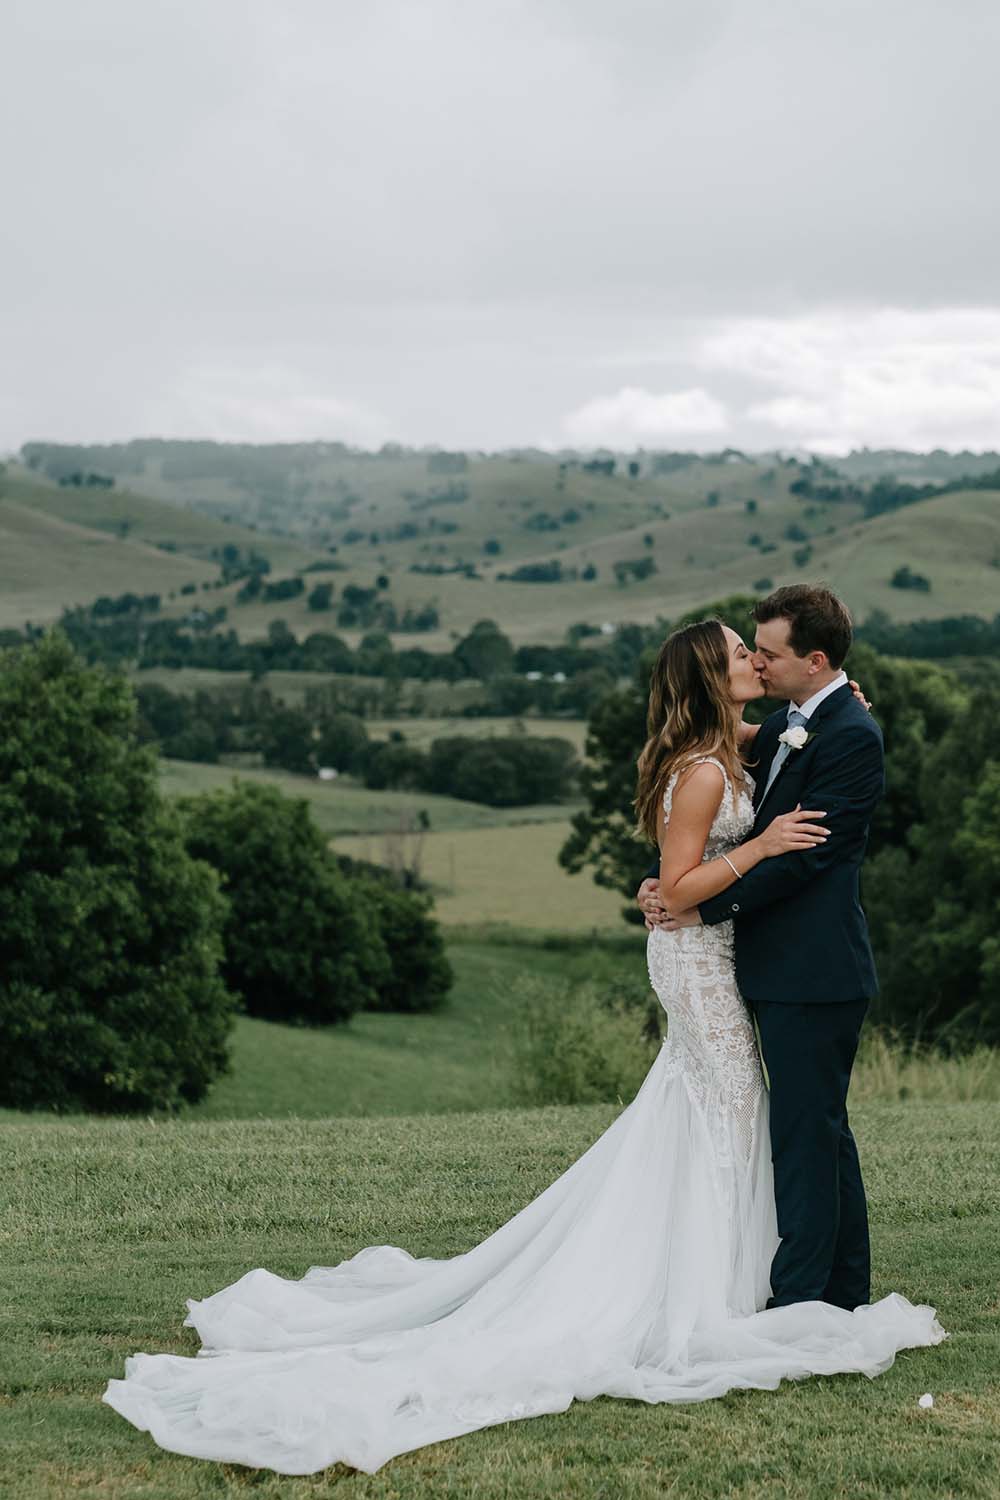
[{"x1": 104, "y1": 584, "x2": 944, "y2": 1477}]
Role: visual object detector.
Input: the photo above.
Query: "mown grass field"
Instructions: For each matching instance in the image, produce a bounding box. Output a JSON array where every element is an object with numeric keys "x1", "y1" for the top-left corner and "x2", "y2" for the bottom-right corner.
[
  {"x1": 335, "y1": 821, "x2": 623, "y2": 930},
  {"x1": 364, "y1": 716, "x2": 591, "y2": 755},
  {"x1": 158, "y1": 758, "x2": 584, "y2": 842},
  {"x1": 3, "y1": 1095, "x2": 997, "y2": 1500}
]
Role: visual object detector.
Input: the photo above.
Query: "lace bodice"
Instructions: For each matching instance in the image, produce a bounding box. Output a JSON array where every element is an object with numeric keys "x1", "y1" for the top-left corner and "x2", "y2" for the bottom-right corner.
[{"x1": 660, "y1": 754, "x2": 756, "y2": 861}]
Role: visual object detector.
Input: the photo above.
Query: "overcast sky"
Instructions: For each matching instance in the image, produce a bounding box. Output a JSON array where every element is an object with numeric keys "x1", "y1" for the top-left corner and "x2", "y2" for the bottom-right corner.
[{"x1": 3, "y1": 0, "x2": 999, "y2": 454}]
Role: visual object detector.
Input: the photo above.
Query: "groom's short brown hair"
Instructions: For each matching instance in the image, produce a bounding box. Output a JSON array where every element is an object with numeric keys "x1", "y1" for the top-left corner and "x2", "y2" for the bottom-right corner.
[{"x1": 752, "y1": 584, "x2": 853, "y2": 668}]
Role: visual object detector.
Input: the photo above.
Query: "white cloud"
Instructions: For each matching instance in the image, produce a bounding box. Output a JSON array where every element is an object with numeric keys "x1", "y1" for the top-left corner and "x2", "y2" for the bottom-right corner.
[
  {"x1": 560, "y1": 386, "x2": 728, "y2": 448},
  {"x1": 702, "y1": 308, "x2": 1000, "y2": 452}
]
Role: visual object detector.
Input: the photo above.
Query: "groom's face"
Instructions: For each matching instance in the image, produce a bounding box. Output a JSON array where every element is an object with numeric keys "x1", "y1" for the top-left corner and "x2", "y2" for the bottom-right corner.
[{"x1": 752, "y1": 618, "x2": 818, "y2": 703}]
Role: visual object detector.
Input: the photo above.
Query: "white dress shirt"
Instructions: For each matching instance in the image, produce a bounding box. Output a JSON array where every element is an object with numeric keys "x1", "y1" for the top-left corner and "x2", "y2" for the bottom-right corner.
[{"x1": 791, "y1": 670, "x2": 848, "y2": 720}]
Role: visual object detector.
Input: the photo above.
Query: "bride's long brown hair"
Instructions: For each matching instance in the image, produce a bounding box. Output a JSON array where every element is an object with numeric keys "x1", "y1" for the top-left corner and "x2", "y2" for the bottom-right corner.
[{"x1": 634, "y1": 618, "x2": 747, "y2": 847}]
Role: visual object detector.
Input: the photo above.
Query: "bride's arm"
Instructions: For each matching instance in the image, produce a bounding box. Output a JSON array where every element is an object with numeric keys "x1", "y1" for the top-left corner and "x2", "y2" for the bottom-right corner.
[
  {"x1": 658, "y1": 765, "x2": 755, "y2": 915},
  {"x1": 658, "y1": 764, "x2": 827, "y2": 915}
]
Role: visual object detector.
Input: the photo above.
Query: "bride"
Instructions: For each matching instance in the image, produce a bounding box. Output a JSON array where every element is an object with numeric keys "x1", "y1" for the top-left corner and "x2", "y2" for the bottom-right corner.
[{"x1": 103, "y1": 619, "x2": 944, "y2": 1476}]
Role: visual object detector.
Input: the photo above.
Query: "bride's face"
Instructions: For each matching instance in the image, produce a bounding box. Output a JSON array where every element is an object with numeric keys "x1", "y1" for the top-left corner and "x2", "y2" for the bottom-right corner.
[{"x1": 724, "y1": 627, "x2": 766, "y2": 706}]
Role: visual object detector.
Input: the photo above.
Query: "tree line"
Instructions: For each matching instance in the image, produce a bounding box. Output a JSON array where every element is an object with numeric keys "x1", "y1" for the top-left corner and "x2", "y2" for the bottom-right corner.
[{"x1": 135, "y1": 680, "x2": 579, "y2": 807}]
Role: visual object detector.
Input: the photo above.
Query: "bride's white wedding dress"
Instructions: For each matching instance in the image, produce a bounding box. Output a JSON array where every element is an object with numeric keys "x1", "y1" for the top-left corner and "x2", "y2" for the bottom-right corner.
[{"x1": 103, "y1": 758, "x2": 944, "y2": 1475}]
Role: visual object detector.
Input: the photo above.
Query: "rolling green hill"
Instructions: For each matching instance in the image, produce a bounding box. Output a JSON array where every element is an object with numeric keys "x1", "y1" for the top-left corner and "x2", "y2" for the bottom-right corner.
[
  {"x1": 812, "y1": 487, "x2": 1000, "y2": 621},
  {"x1": 1, "y1": 464, "x2": 315, "y2": 570},
  {"x1": 9, "y1": 444, "x2": 1000, "y2": 645},
  {"x1": 0, "y1": 488, "x2": 217, "y2": 630}
]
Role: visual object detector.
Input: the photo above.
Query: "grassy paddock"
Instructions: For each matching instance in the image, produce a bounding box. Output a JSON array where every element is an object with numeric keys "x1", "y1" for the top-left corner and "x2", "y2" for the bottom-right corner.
[
  {"x1": 334, "y1": 822, "x2": 625, "y2": 929},
  {"x1": 2, "y1": 1100, "x2": 998, "y2": 1499},
  {"x1": 365, "y1": 716, "x2": 591, "y2": 754}
]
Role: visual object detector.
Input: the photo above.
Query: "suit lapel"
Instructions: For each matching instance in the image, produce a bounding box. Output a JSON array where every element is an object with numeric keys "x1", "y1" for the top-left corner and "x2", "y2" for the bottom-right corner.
[{"x1": 751, "y1": 683, "x2": 853, "y2": 823}]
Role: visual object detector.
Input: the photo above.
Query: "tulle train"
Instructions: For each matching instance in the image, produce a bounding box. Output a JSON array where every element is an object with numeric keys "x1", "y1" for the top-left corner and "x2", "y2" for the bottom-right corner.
[{"x1": 103, "y1": 1046, "x2": 945, "y2": 1475}]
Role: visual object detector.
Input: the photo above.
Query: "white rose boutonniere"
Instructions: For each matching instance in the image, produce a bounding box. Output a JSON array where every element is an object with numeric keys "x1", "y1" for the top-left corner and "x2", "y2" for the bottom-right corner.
[{"x1": 778, "y1": 725, "x2": 812, "y2": 751}]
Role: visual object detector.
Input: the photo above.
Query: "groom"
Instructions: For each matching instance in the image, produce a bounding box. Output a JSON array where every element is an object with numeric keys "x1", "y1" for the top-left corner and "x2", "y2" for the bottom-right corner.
[{"x1": 637, "y1": 584, "x2": 884, "y2": 1312}]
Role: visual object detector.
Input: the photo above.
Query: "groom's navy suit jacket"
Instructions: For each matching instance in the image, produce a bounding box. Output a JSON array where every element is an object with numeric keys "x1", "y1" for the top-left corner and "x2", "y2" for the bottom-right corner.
[{"x1": 648, "y1": 684, "x2": 884, "y2": 1005}]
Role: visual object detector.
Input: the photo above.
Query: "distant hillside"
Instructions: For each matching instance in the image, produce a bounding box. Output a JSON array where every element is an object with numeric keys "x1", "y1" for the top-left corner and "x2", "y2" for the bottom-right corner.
[
  {"x1": 829, "y1": 448, "x2": 1000, "y2": 485},
  {"x1": 815, "y1": 487, "x2": 1000, "y2": 621},
  {"x1": 2, "y1": 463, "x2": 315, "y2": 570},
  {"x1": 0, "y1": 481, "x2": 218, "y2": 631},
  {"x1": 10, "y1": 441, "x2": 1000, "y2": 642}
]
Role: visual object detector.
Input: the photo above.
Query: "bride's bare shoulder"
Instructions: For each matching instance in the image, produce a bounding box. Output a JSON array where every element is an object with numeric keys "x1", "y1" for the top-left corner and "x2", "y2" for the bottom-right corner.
[{"x1": 671, "y1": 760, "x2": 727, "y2": 809}]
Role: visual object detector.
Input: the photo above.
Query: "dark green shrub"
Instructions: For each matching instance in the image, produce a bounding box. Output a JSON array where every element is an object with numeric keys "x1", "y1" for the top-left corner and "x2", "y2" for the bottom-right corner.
[
  {"x1": 335, "y1": 857, "x2": 453, "y2": 1014},
  {"x1": 179, "y1": 782, "x2": 389, "y2": 1025},
  {"x1": 317, "y1": 711, "x2": 368, "y2": 773}
]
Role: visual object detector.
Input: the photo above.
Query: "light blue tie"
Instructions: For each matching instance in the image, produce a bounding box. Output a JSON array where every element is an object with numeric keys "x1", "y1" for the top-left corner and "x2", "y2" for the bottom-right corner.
[{"x1": 760, "y1": 708, "x2": 809, "y2": 805}]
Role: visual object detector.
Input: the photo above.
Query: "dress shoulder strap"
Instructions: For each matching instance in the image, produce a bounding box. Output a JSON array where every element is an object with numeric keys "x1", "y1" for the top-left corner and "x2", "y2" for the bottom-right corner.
[{"x1": 686, "y1": 754, "x2": 729, "y2": 782}]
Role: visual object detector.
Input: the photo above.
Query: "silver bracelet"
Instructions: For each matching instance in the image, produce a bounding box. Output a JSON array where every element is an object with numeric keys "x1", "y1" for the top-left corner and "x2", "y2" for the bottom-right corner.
[{"x1": 721, "y1": 853, "x2": 742, "y2": 881}]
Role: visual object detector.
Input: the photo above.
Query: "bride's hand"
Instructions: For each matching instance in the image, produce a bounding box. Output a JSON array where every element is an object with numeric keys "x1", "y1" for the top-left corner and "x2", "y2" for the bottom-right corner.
[
  {"x1": 756, "y1": 805, "x2": 830, "y2": 858},
  {"x1": 848, "y1": 678, "x2": 871, "y2": 712},
  {"x1": 658, "y1": 907, "x2": 702, "y2": 931}
]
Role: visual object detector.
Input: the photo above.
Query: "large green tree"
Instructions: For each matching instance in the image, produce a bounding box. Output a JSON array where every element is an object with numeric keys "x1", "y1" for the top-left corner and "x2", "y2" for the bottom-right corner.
[
  {"x1": 864, "y1": 682, "x2": 1000, "y2": 1041},
  {"x1": 453, "y1": 620, "x2": 516, "y2": 679},
  {"x1": 0, "y1": 635, "x2": 234, "y2": 1112}
]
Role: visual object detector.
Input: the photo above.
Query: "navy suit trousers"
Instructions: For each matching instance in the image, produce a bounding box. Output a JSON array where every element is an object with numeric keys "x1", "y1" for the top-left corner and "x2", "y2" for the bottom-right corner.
[{"x1": 749, "y1": 996, "x2": 871, "y2": 1311}]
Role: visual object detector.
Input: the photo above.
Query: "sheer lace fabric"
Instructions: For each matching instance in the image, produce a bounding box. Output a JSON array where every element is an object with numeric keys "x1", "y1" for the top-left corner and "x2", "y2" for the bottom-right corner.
[{"x1": 103, "y1": 756, "x2": 944, "y2": 1475}]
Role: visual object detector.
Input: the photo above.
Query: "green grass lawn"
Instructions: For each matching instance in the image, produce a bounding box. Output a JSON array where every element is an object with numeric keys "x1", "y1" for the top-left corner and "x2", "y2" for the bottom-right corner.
[
  {"x1": 3, "y1": 1099, "x2": 997, "y2": 1499},
  {"x1": 185, "y1": 941, "x2": 577, "y2": 1119}
]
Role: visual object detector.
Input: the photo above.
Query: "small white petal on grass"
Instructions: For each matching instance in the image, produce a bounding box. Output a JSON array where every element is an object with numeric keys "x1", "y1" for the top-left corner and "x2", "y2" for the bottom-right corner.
[{"x1": 917, "y1": 1393, "x2": 935, "y2": 1409}]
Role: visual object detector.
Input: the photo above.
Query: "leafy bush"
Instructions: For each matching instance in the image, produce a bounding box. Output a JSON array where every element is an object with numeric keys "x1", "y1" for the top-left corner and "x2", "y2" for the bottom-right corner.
[
  {"x1": 891, "y1": 564, "x2": 932, "y2": 592},
  {"x1": 453, "y1": 620, "x2": 516, "y2": 677},
  {"x1": 0, "y1": 635, "x2": 235, "y2": 1112},
  {"x1": 613, "y1": 556, "x2": 657, "y2": 585},
  {"x1": 317, "y1": 711, "x2": 368, "y2": 773},
  {"x1": 336, "y1": 857, "x2": 453, "y2": 1013},
  {"x1": 424, "y1": 734, "x2": 579, "y2": 806},
  {"x1": 308, "y1": 582, "x2": 334, "y2": 611},
  {"x1": 179, "y1": 782, "x2": 389, "y2": 1025},
  {"x1": 505, "y1": 974, "x2": 660, "y2": 1106},
  {"x1": 363, "y1": 740, "x2": 429, "y2": 790}
]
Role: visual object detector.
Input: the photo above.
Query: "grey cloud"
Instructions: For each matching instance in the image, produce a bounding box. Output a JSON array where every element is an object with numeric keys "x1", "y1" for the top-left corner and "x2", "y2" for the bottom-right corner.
[{"x1": 2, "y1": 0, "x2": 999, "y2": 449}]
